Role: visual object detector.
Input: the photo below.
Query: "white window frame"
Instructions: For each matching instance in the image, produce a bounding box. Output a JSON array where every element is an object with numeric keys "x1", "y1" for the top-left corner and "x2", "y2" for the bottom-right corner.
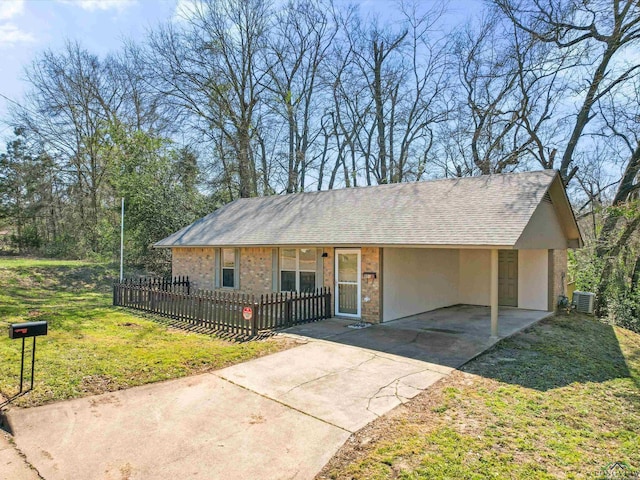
[
  {"x1": 220, "y1": 248, "x2": 237, "y2": 289},
  {"x1": 280, "y1": 248, "x2": 317, "y2": 292}
]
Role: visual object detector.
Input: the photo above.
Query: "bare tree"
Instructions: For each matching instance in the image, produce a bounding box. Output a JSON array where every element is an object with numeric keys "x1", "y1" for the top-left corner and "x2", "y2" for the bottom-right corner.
[
  {"x1": 448, "y1": 12, "x2": 572, "y2": 175},
  {"x1": 14, "y1": 41, "x2": 120, "y2": 251},
  {"x1": 265, "y1": 0, "x2": 337, "y2": 193},
  {"x1": 145, "y1": 0, "x2": 271, "y2": 198},
  {"x1": 321, "y1": 5, "x2": 370, "y2": 188},
  {"x1": 389, "y1": 3, "x2": 451, "y2": 183},
  {"x1": 323, "y1": 2, "x2": 451, "y2": 186},
  {"x1": 495, "y1": 0, "x2": 640, "y2": 183},
  {"x1": 113, "y1": 42, "x2": 175, "y2": 134}
]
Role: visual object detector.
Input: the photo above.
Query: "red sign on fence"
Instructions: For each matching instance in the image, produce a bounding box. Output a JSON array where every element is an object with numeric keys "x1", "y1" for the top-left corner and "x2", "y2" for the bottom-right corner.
[{"x1": 242, "y1": 307, "x2": 253, "y2": 321}]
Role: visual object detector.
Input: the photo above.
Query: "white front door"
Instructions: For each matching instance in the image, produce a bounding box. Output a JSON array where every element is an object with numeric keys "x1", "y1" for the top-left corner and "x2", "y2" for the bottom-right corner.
[{"x1": 335, "y1": 249, "x2": 361, "y2": 318}]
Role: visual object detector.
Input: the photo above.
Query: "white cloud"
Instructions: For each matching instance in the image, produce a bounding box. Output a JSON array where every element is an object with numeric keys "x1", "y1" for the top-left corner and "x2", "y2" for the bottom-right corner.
[
  {"x1": 0, "y1": 0, "x2": 25, "y2": 21},
  {"x1": 0, "y1": 23, "x2": 35, "y2": 46},
  {"x1": 174, "y1": 0, "x2": 204, "y2": 21},
  {"x1": 57, "y1": 0, "x2": 137, "y2": 12}
]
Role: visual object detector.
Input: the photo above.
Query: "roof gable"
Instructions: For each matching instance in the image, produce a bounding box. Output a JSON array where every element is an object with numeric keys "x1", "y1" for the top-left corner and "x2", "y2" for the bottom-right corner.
[
  {"x1": 155, "y1": 170, "x2": 579, "y2": 249},
  {"x1": 515, "y1": 200, "x2": 568, "y2": 249}
]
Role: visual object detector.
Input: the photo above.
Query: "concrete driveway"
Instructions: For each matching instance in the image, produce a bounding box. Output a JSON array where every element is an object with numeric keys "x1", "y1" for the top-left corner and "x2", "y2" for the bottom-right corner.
[
  {"x1": 3, "y1": 341, "x2": 449, "y2": 480},
  {"x1": 2, "y1": 305, "x2": 549, "y2": 479}
]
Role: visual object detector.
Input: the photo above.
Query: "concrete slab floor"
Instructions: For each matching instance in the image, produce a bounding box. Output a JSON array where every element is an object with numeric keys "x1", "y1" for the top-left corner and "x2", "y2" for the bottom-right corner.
[{"x1": 284, "y1": 305, "x2": 552, "y2": 368}]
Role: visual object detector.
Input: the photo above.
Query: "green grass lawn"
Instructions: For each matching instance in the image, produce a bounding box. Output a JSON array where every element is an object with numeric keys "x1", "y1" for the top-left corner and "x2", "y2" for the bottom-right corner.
[
  {"x1": 0, "y1": 258, "x2": 290, "y2": 408},
  {"x1": 320, "y1": 314, "x2": 640, "y2": 480}
]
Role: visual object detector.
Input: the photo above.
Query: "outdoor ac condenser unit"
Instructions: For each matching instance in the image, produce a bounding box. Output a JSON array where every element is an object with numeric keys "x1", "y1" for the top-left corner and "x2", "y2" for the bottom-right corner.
[{"x1": 572, "y1": 291, "x2": 595, "y2": 314}]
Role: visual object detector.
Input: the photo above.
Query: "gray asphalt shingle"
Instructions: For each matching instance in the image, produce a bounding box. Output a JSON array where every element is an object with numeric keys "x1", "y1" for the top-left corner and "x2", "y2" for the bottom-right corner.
[{"x1": 155, "y1": 170, "x2": 557, "y2": 248}]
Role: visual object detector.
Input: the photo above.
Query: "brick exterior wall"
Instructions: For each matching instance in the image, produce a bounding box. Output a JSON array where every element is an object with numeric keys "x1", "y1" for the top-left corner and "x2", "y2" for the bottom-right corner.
[
  {"x1": 550, "y1": 249, "x2": 568, "y2": 311},
  {"x1": 321, "y1": 248, "x2": 334, "y2": 317},
  {"x1": 171, "y1": 246, "x2": 383, "y2": 322},
  {"x1": 171, "y1": 247, "x2": 216, "y2": 291},
  {"x1": 172, "y1": 247, "x2": 274, "y2": 294},
  {"x1": 361, "y1": 247, "x2": 382, "y2": 323},
  {"x1": 239, "y1": 247, "x2": 273, "y2": 294}
]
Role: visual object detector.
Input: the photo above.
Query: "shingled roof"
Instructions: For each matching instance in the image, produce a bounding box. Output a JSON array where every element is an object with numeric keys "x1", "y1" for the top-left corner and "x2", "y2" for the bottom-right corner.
[{"x1": 155, "y1": 170, "x2": 580, "y2": 248}]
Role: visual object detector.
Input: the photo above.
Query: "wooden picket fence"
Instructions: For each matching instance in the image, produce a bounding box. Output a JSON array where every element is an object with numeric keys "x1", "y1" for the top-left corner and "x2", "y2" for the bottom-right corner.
[
  {"x1": 117, "y1": 276, "x2": 191, "y2": 294},
  {"x1": 113, "y1": 280, "x2": 331, "y2": 337}
]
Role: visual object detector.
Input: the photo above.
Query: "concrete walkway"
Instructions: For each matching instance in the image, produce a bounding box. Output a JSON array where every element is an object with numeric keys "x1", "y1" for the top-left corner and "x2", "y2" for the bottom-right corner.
[{"x1": 2, "y1": 306, "x2": 549, "y2": 479}]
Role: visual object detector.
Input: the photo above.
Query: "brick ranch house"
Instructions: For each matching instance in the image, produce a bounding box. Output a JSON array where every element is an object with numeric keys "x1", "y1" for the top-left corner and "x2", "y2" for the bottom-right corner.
[{"x1": 154, "y1": 170, "x2": 582, "y2": 333}]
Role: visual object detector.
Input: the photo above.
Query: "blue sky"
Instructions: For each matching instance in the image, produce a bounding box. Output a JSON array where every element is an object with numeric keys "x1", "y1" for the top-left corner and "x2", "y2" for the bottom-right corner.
[
  {"x1": 0, "y1": 0, "x2": 482, "y2": 141},
  {"x1": 0, "y1": 0, "x2": 178, "y2": 135}
]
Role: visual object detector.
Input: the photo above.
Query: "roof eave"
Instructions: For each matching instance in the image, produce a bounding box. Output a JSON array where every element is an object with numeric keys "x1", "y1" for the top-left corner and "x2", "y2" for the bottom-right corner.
[{"x1": 155, "y1": 243, "x2": 518, "y2": 249}]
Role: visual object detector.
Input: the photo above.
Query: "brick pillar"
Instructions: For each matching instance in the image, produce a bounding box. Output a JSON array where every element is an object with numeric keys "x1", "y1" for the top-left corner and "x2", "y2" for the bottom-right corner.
[{"x1": 361, "y1": 247, "x2": 382, "y2": 323}]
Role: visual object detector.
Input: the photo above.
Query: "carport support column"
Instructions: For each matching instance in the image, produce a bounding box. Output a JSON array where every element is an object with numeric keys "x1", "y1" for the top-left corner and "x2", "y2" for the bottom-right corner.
[{"x1": 491, "y1": 249, "x2": 499, "y2": 338}]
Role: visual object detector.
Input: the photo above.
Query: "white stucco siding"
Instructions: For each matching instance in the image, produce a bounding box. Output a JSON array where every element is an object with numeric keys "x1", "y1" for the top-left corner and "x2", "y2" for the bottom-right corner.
[
  {"x1": 518, "y1": 249, "x2": 549, "y2": 310},
  {"x1": 458, "y1": 250, "x2": 491, "y2": 306},
  {"x1": 382, "y1": 248, "x2": 460, "y2": 322},
  {"x1": 515, "y1": 201, "x2": 567, "y2": 249}
]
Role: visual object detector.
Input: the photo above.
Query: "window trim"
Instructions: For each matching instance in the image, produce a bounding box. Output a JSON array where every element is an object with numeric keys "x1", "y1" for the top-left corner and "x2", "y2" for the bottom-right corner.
[
  {"x1": 220, "y1": 248, "x2": 238, "y2": 289},
  {"x1": 280, "y1": 248, "x2": 317, "y2": 292}
]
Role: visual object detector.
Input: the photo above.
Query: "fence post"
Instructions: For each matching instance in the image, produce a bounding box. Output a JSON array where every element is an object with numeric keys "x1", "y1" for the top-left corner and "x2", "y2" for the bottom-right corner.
[
  {"x1": 251, "y1": 296, "x2": 257, "y2": 337},
  {"x1": 325, "y1": 287, "x2": 332, "y2": 319},
  {"x1": 285, "y1": 298, "x2": 292, "y2": 328}
]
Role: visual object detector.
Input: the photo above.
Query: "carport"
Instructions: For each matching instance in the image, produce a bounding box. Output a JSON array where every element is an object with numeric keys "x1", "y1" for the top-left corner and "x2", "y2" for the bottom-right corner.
[
  {"x1": 376, "y1": 172, "x2": 581, "y2": 334},
  {"x1": 382, "y1": 247, "x2": 557, "y2": 338}
]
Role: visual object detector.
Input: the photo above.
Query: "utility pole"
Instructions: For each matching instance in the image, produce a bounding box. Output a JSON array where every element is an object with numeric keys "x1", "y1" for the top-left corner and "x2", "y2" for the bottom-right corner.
[{"x1": 120, "y1": 198, "x2": 124, "y2": 282}]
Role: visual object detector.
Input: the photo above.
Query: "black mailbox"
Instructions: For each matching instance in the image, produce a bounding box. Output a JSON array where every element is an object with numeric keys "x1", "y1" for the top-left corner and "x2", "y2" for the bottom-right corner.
[{"x1": 9, "y1": 321, "x2": 48, "y2": 339}]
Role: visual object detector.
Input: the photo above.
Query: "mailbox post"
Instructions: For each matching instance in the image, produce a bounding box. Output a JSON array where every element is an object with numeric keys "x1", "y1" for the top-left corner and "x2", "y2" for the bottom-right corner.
[{"x1": 7, "y1": 321, "x2": 48, "y2": 395}]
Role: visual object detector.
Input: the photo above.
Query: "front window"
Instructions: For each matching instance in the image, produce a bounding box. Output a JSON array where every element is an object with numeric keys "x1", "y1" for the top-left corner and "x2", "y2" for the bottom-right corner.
[
  {"x1": 280, "y1": 248, "x2": 317, "y2": 292},
  {"x1": 222, "y1": 248, "x2": 236, "y2": 288}
]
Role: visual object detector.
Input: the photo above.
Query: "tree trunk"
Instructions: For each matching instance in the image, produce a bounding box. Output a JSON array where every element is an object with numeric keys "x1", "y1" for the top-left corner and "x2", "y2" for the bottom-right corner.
[
  {"x1": 237, "y1": 128, "x2": 254, "y2": 198},
  {"x1": 631, "y1": 256, "x2": 640, "y2": 294},
  {"x1": 373, "y1": 40, "x2": 387, "y2": 184},
  {"x1": 559, "y1": 42, "x2": 617, "y2": 182}
]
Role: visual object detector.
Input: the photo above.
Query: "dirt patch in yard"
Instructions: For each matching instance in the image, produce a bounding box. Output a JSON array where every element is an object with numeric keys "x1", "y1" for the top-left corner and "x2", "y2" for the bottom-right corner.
[{"x1": 80, "y1": 375, "x2": 126, "y2": 396}]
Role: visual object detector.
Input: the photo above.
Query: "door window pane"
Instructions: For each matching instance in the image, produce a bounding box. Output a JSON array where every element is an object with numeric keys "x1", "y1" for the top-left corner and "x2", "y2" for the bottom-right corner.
[
  {"x1": 338, "y1": 283, "x2": 358, "y2": 314},
  {"x1": 338, "y1": 253, "x2": 357, "y2": 282},
  {"x1": 281, "y1": 249, "x2": 296, "y2": 271},
  {"x1": 299, "y1": 272, "x2": 316, "y2": 292},
  {"x1": 281, "y1": 271, "x2": 296, "y2": 292},
  {"x1": 299, "y1": 248, "x2": 316, "y2": 271}
]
